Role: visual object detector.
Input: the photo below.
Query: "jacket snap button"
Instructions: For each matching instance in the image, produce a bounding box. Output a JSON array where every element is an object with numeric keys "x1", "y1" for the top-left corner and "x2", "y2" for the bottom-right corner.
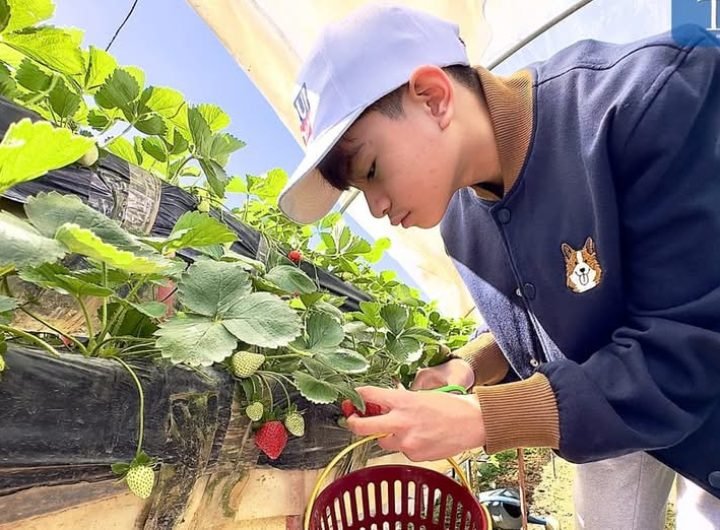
[
  {"x1": 523, "y1": 282, "x2": 536, "y2": 300},
  {"x1": 515, "y1": 287, "x2": 523, "y2": 297},
  {"x1": 709, "y1": 471, "x2": 720, "y2": 488},
  {"x1": 496, "y1": 208, "x2": 511, "y2": 224}
]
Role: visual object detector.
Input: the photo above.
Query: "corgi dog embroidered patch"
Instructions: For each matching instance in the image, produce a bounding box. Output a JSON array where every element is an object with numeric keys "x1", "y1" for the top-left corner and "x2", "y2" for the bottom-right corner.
[{"x1": 561, "y1": 237, "x2": 603, "y2": 293}]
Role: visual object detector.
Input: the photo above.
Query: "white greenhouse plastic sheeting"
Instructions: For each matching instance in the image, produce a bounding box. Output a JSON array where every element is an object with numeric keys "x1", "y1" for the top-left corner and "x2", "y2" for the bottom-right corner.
[{"x1": 188, "y1": 0, "x2": 670, "y2": 319}]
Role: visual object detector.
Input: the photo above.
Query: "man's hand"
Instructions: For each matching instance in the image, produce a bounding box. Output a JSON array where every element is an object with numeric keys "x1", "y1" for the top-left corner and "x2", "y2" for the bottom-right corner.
[
  {"x1": 346, "y1": 385, "x2": 486, "y2": 462},
  {"x1": 411, "y1": 358, "x2": 474, "y2": 390}
]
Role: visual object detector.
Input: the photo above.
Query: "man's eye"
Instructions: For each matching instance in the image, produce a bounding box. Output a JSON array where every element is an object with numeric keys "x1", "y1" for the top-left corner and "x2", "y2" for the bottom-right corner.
[{"x1": 367, "y1": 161, "x2": 376, "y2": 181}]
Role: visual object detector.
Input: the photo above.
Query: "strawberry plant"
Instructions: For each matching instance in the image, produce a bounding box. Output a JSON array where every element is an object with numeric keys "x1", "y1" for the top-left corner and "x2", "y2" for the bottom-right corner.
[{"x1": 0, "y1": 0, "x2": 478, "y2": 487}]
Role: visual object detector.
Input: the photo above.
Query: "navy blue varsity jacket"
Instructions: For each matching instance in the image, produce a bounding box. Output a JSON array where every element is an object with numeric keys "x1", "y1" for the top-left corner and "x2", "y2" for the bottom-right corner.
[{"x1": 440, "y1": 25, "x2": 720, "y2": 497}]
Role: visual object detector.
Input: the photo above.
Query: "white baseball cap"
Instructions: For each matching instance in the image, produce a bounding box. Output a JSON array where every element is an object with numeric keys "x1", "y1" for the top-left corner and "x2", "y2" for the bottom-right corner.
[{"x1": 278, "y1": 4, "x2": 469, "y2": 224}]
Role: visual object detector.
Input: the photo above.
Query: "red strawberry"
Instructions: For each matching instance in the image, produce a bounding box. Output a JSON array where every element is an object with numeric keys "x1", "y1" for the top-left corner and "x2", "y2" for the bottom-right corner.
[
  {"x1": 255, "y1": 420, "x2": 288, "y2": 460},
  {"x1": 288, "y1": 250, "x2": 302, "y2": 264},
  {"x1": 340, "y1": 399, "x2": 383, "y2": 418}
]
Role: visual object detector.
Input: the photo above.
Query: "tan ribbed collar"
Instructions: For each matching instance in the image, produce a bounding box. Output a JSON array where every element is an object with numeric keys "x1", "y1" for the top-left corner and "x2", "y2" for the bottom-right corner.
[{"x1": 471, "y1": 67, "x2": 534, "y2": 201}]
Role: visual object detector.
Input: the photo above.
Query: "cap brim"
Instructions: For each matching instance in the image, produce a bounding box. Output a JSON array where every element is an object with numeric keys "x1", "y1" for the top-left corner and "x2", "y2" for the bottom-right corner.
[{"x1": 279, "y1": 107, "x2": 365, "y2": 224}]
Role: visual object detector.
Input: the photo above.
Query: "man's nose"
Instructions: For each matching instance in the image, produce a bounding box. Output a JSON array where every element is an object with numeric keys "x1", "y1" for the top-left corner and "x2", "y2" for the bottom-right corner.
[{"x1": 364, "y1": 190, "x2": 390, "y2": 219}]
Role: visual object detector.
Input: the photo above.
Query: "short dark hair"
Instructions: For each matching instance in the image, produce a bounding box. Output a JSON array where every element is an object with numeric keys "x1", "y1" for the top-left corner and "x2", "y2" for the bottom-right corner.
[{"x1": 317, "y1": 65, "x2": 482, "y2": 191}]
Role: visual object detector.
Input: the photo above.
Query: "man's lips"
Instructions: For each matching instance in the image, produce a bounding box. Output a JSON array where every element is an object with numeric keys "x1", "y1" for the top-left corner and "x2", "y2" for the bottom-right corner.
[{"x1": 389, "y1": 212, "x2": 408, "y2": 226}]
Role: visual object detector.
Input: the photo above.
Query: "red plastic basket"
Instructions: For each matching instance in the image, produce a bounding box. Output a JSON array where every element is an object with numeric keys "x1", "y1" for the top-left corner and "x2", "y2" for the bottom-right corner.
[{"x1": 305, "y1": 435, "x2": 492, "y2": 530}]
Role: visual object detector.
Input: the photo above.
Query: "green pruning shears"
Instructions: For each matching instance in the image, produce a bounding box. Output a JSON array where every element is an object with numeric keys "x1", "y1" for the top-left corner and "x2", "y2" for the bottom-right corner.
[{"x1": 420, "y1": 384, "x2": 468, "y2": 395}]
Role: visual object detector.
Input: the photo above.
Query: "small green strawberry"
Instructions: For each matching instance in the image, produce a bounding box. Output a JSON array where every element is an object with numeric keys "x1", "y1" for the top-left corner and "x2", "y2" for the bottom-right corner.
[
  {"x1": 246, "y1": 401, "x2": 264, "y2": 421},
  {"x1": 230, "y1": 351, "x2": 265, "y2": 378},
  {"x1": 284, "y1": 412, "x2": 305, "y2": 437},
  {"x1": 125, "y1": 465, "x2": 155, "y2": 499}
]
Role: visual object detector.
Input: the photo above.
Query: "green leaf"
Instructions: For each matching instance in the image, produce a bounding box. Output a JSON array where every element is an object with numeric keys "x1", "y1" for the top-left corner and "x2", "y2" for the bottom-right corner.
[
  {"x1": 403, "y1": 327, "x2": 441, "y2": 343},
  {"x1": 15, "y1": 59, "x2": 51, "y2": 91},
  {"x1": 188, "y1": 106, "x2": 212, "y2": 156},
  {"x1": 304, "y1": 312, "x2": 344, "y2": 352},
  {"x1": 166, "y1": 211, "x2": 236, "y2": 252},
  {"x1": 0, "y1": 294, "x2": 18, "y2": 313},
  {"x1": 199, "y1": 158, "x2": 228, "y2": 197},
  {"x1": 84, "y1": 46, "x2": 117, "y2": 92},
  {"x1": 141, "y1": 136, "x2": 167, "y2": 163},
  {"x1": 313, "y1": 301, "x2": 344, "y2": 323},
  {"x1": 87, "y1": 109, "x2": 111, "y2": 129},
  {"x1": 292, "y1": 371, "x2": 338, "y2": 404},
  {"x1": 3, "y1": 26, "x2": 84, "y2": 75},
  {"x1": 3, "y1": 0, "x2": 53, "y2": 33},
  {"x1": 345, "y1": 238, "x2": 372, "y2": 256},
  {"x1": 318, "y1": 212, "x2": 342, "y2": 229},
  {"x1": 155, "y1": 315, "x2": 236, "y2": 366},
  {"x1": 358, "y1": 301, "x2": 384, "y2": 328},
  {"x1": 178, "y1": 260, "x2": 251, "y2": 317},
  {"x1": 111, "y1": 462, "x2": 130, "y2": 476},
  {"x1": 0, "y1": 0, "x2": 9, "y2": 34},
  {"x1": 48, "y1": 78, "x2": 81, "y2": 119},
  {"x1": 0, "y1": 211, "x2": 65, "y2": 267},
  {"x1": 141, "y1": 86, "x2": 184, "y2": 118},
  {"x1": 55, "y1": 223, "x2": 171, "y2": 274},
  {"x1": 0, "y1": 62, "x2": 15, "y2": 96},
  {"x1": 316, "y1": 349, "x2": 369, "y2": 374},
  {"x1": 169, "y1": 128, "x2": 188, "y2": 155},
  {"x1": 247, "y1": 169, "x2": 288, "y2": 201},
  {"x1": 208, "y1": 133, "x2": 244, "y2": 165},
  {"x1": 299, "y1": 292, "x2": 323, "y2": 307},
  {"x1": 365, "y1": 237, "x2": 391, "y2": 263},
  {"x1": 319, "y1": 232, "x2": 336, "y2": 254},
  {"x1": 264, "y1": 265, "x2": 316, "y2": 295},
  {"x1": 226, "y1": 176, "x2": 246, "y2": 193},
  {"x1": 223, "y1": 292, "x2": 302, "y2": 348},
  {"x1": 380, "y1": 303, "x2": 408, "y2": 334},
  {"x1": 19, "y1": 264, "x2": 114, "y2": 297},
  {"x1": 197, "y1": 103, "x2": 229, "y2": 132},
  {"x1": 24, "y1": 192, "x2": 149, "y2": 253},
  {"x1": 105, "y1": 137, "x2": 140, "y2": 165},
  {"x1": 0, "y1": 119, "x2": 94, "y2": 194},
  {"x1": 386, "y1": 335, "x2": 422, "y2": 363},
  {"x1": 128, "y1": 301, "x2": 167, "y2": 318},
  {"x1": 135, "y1": 114, "x2": 166, "y2": 136},
  {"x1": 94, "y1": 68, "x2": 139, "y2": 114},
  {"x1": 335, "y1": 384, "x2": 365, "y2": 410}
]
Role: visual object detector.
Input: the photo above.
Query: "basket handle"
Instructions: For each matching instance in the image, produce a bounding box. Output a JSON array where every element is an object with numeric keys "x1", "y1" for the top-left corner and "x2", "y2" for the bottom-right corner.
[{"x1": 303, "y1": 433, "x2": 473, "y2": 530}]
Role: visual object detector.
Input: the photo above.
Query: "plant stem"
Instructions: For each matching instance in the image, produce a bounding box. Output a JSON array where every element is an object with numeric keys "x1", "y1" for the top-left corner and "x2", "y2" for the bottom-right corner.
[
  {"x1": 19, "y1": 307, "x2": 88, "y2": 355},
  {"x1": 170, "y1": 155, "x2": 193, "y2": 183},
  {"x1": 0, "y1": 325, "x2": 61, "y2": 357},
  {"x1": 96, "y1": 280, "x2": 146, "y2": 350},
  {"x1": 113, "y1": 357, "x2": 145, "y2": 459},
  {"x1": 75, "y1": 295, "x2": 95, "y2": 351},
  {"x1": 101, "y1": 264, "x2": 108, "y2": 331},
  {"x1": 261, "y1": 372, "x2": 292, "y2": 409},
  {"x1": 258, "y1": 373, "x2": 274, "y2": 412}
]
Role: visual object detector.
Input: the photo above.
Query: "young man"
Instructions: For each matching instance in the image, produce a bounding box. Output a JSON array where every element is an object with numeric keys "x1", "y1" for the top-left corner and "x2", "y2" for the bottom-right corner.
[{"x1": 277, "y1": 5, "x2": 720, "y2": 528}]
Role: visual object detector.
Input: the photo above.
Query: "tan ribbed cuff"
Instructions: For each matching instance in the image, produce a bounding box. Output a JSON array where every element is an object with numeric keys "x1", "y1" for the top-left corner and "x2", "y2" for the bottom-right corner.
[
  {"x1": 473, "y1": 373, "x2": 560, "y2": 454},
  {"x1": 452, "y1": 332, "x2": 509, "y2": 386}
]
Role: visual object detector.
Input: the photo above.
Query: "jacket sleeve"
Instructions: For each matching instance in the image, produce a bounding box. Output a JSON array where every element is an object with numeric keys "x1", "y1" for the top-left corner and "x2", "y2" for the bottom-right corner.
[{"x1": 540, "y1": 27, "x2": 720, "y2": 462}]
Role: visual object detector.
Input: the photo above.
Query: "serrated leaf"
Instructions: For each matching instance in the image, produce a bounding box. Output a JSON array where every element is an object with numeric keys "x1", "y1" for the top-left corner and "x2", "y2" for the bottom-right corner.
[
  {"x1": 55, "y1": 223, "x2": 170, "y2": 274},
  {"x1": 141, "y1": 86, "x2": 184, "y2": 118},
  {"x1": 15, "y1": 59, "x2": 51, "y2": 91},
  {"x1": 208, "y1": 133, "x2": 244, "y2": 165},
  {"x1": 0, "y1": 294, "x2": 18, "y2": 313},
  {"x1": 386, "y1": 335, "x2": 421, "y2": 363},
  {"x1": 155, "y1": 315, "x2": 236, "y2": 366},
  {"x1": 0, "y1": 0, "x2": 9, "y2": 34},
  {"x1": 24, "y1": 192, "x2": 149, "y2": 253},
  {"x1": 128, "y1": 301, "x2": 167, "y2": 318},
  {"x1": 264, "y1": 265, "x2": 316, "y2": 295},
  {"x1": 48, "y1": 78, "x2": 81, "y2": 119},
  {"x1": 318, "y1": 212, "x2": 342, "y2": 229},
  {"x1": 197, "y1": 103, "x2": 229, "y2": 132},
  {"x1": 0, "y1": 211, "x2": 65, "y2": 267},
  {"x1": 365, "y1": 237, "x2": 391, "y2": 263},
  {"x1": 319, "y1": 232, "x2": 336, "y2": 254},
  {"x1": 141, "y1": 136, "x2": 167, "y2": 162},
  {"x1": 0, "y1": 119, "x2": 94, "y2": 194},
  {"x1": 178, "y1": 260, "x2": 251, "y2": 317},
  {"x1": 111, "y1": 462, "x2": 130, "y2": 476},
  {"x1": 4, "y1": 26, "x2": 83, "y2": 75},
  {"x1": 247, "y1": 169, "x2": 288, "y2": 201},
  {"x1": 0, "y1": 62, "x2": 15, "y2": 97},
  {"x1": 95, "y1": 68, "x2": 139, "y2": 114},
  {"x1": 358, "y1": 301, "x2": 384, "y2": 329},
  {"x1": 313, "y1": 301, "x2": 344, "y2": 323},
  {"x1": 84, "y1": 46, "x2": 117, "y2": 92},
  {"x1": 403, "y1": 327, "x2": 441, "y2": 343},
  {"x1": 304, "y1": 312, "x2": 344, "y2": 352},
  {"x1": 166, "y1": 211, "x2": 236, "y2": 252},
  {"x1": 135, "y1": 114, "x2": 165, "y2": 136},
  {"x1": 223, "y1": 292, "x2": 302, "y2": 348},
  {"x1": 169, "y1": 128, "x2": 188, "y2": 155},
  {"x1": 87, "y1": 109, "x2": 111, "y2": 129},
  {"x1": 380, "y1": 303, "x2": 408, "y2": 335},
  {"x1": 226, "y1": 176, "x2": 246, "y2": 193},
  {"x1": 345, "y1": 238, "x2": 372, "y2": 256},
  {"x1": 316, "y1": 349, "x2": 369, "y2": 374},
  {"x1": 188, "y1": 106, "x2": 212, "y2": 156},
  {"x1": 199, "y1": 157, "x2": 228, "y2": 197},
  {"x1": 19, "y1": 263, "x2": 112, "y2": 297},
  {"x1": 292, "y1": 371, "x2": 338, "y2": 404},
  {"x1": 3, "y1": 0, "x2": 53, "y2": 33},
  {"x1": 105, "y1": 136, "x2": 140, "y2": 165}
]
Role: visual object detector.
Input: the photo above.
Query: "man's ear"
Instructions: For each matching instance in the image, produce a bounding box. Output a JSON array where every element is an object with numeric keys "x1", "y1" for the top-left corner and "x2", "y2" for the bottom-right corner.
[{"x1": 407, "y1": 65, "x2": 454, "y2": 129}]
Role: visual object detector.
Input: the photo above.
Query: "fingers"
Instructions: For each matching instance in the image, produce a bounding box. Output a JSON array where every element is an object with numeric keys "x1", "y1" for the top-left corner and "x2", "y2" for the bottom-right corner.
[
  {"x1": 346, "y1": 411, "x2": 399, "y2": 436},
  {"x1": 354, "y1": 385, "x2": 405, "y2": 408}
]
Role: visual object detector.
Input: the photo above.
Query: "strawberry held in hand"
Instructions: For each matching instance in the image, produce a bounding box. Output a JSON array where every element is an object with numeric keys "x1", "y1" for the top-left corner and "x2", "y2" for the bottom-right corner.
[
  {"x1": 340, "y1": 399, "x2": 383, "y2": 418},
  {"x1": 255, "y1": 420, "x2": 288, "y2": 460},
  {"x1": 288, "y1": 249, "x2": 302, "y2": 264}
]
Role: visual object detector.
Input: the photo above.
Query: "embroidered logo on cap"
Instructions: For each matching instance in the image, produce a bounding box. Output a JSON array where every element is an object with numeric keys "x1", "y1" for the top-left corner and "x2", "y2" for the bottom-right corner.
[
  {"x1": 561, "y1": 237, "x2": 603, "y2": 293},
  {"x1": 293, "y1": 83, "x2": 313, "y2": 145}
]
